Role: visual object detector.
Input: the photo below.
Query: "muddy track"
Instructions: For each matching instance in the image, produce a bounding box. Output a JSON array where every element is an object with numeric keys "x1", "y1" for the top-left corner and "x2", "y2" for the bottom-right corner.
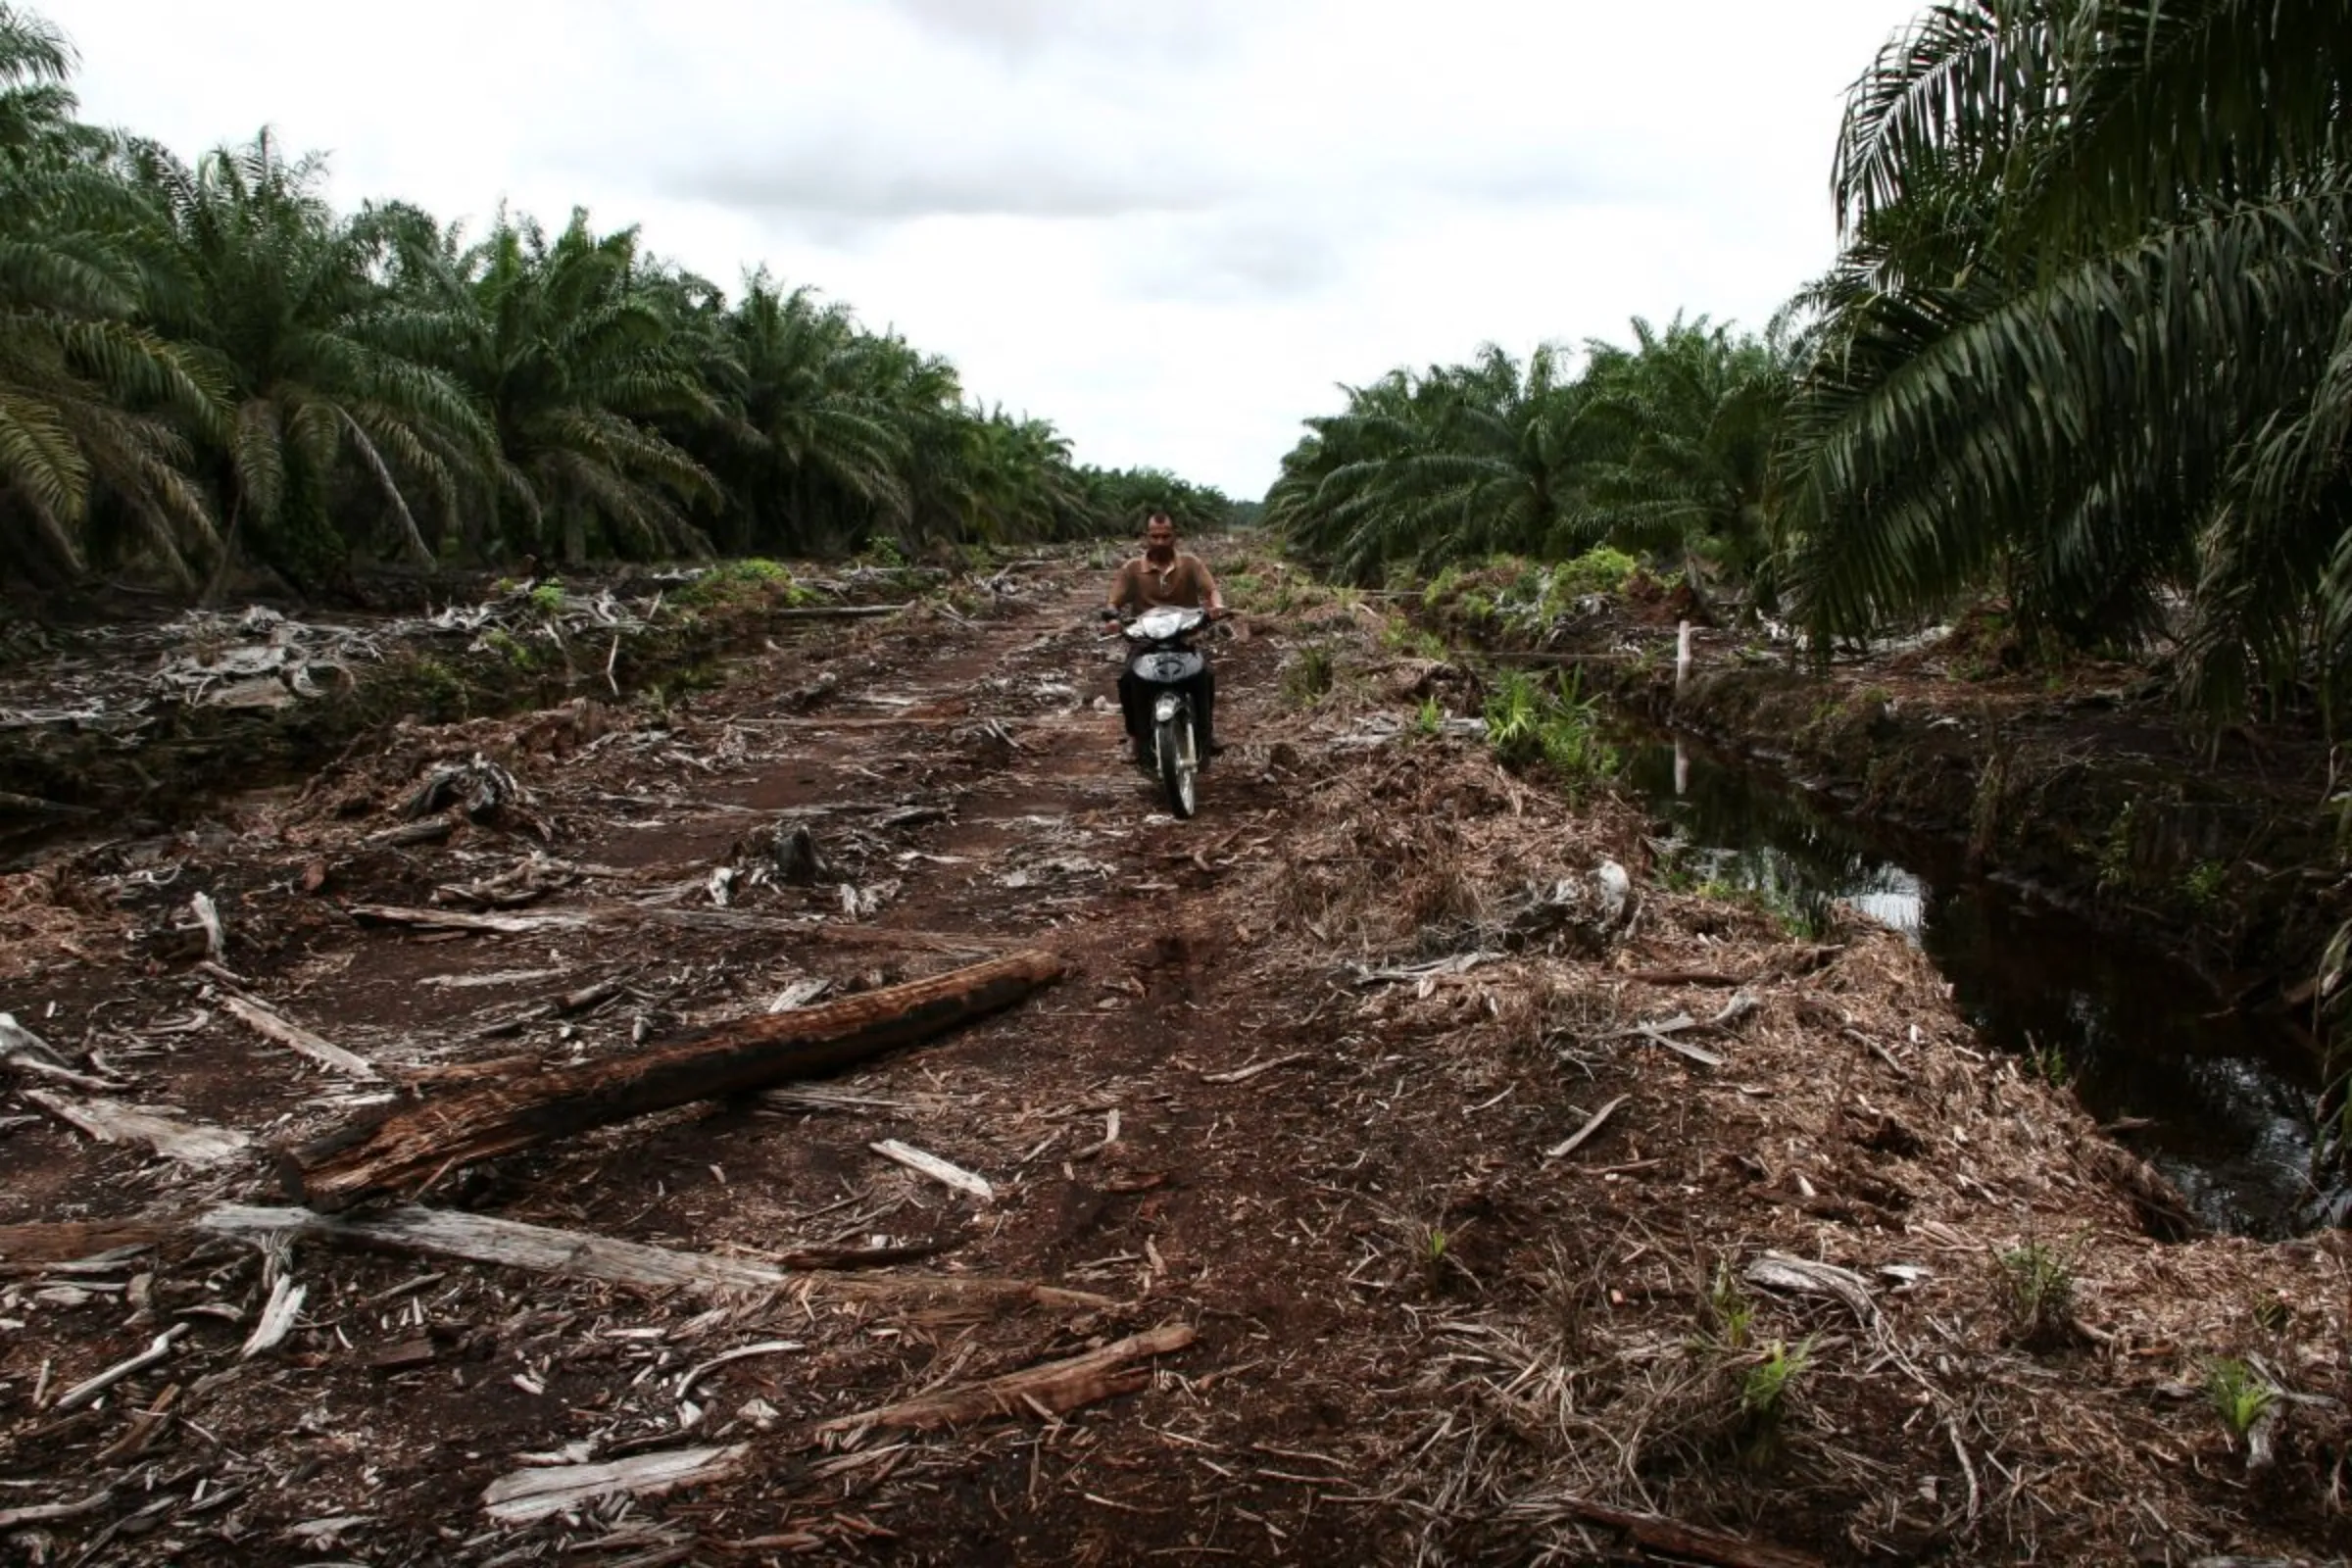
[{"x1": 0, "y1": 558, "x2": 2346, "y2": 1565}]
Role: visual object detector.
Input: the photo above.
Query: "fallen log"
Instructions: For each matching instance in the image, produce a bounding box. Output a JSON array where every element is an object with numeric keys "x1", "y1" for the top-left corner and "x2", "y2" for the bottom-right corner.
[
  {"x1": 280, "y1": 949, "x2": 1066, "y2": 1209},
  {"x1": 814, "y1": 1322, "x2": 1197, "y2": 1438},
  {"x1": 196, "y1": 1203, "x2": 1114, "y2": 1310},
  {"x1": 202, "y1": 1203, "x2": 781, "y2": 1292}
]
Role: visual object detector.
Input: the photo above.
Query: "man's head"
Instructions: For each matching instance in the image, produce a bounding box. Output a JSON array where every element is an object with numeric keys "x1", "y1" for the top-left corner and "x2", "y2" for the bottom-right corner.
[{"x1": 1144, "y1": 511, "x2": 1176, "y2": 563}]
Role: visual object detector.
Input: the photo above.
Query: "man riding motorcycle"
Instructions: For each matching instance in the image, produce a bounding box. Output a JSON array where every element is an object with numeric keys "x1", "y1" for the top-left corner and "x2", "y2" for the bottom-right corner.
[{"x1": 1101, "y1": 511, "x2": 1226, "y2": 768}]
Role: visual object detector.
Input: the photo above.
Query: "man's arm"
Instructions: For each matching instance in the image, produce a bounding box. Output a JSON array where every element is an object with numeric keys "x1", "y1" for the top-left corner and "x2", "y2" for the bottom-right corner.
[
  {"x1": 1194, "y1": 558, "x2": 1224, "y2": 615},
  {"x1": 1104, "y1": 561, "x2": 1136, "y2": 616}
]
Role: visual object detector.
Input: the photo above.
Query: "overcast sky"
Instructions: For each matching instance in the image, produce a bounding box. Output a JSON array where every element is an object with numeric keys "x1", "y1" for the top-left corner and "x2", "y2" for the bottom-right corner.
[{"x1": 51, "y1": 1, "x2": 1923, "y2": 499}]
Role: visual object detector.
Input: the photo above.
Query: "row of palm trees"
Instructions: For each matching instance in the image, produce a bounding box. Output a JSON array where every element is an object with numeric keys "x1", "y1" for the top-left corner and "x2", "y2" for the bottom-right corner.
[
  {"x1": 1266, "y1": 315, "x2": 1791, "y2": 597},
  {"x1": 1274, "y1": 0, "x2": 2352, "y2": 727},
  {"x1": 0, "y1": 5, "x2": 1232, "y2": 596}
]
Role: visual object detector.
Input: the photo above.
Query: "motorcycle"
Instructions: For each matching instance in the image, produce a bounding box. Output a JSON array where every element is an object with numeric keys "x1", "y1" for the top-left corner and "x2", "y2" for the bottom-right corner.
[{"x1": 1108, "y1": 605, "x2": 1214, "y2": 819}]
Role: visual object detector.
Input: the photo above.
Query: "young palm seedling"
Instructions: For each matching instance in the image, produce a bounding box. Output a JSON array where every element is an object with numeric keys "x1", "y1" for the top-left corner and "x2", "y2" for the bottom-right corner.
[
  {"x1": 1703, "y1": 1258, "x2": 1755, "y2": 1352},
  {"x1": 1736, "y1": 1336, "x2": 1814, "y2": 1469},
  {"x1": 1995, "y1": 1235, "x2": 2082, "y2": 1348},
  {"x1": 2204, "y1": 1357, "x2": 2279, "y2": 1457}
]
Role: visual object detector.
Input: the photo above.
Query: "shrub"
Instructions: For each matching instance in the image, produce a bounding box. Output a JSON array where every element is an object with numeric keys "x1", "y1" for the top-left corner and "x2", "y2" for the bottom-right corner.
[
  {"x1": 1483, "y1": 669, "x2": 1618, "y2": 784},
  {"x1": 1553, "y1": 546, "x2": 1642, "y2": 600},
  {"x1": 1997, "y1": 1237, "x2": 2082, "y2": 1347},
  {"x1": 1284, "y1": 644, "x2": 1337, "y2": 707}
]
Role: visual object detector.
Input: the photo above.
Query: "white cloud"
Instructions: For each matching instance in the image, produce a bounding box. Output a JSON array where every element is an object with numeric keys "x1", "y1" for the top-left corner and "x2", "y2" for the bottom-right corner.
[{"x1": 48, "y1": 0, "x2": 1923, "y2": 496}]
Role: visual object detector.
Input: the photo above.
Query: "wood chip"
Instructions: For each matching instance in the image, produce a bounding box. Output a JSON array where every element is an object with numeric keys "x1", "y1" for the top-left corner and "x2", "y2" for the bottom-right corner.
[
  {"x1": 239, "y1": 1275, "x2": 307, "y2": 1358},
  {"x1": 189, "y1": 891, "x2": 225, "y2": 959}
]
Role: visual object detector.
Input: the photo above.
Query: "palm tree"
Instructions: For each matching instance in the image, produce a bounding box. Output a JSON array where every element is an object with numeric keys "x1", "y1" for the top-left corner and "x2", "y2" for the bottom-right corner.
[
  {"x1": 1780, "y1": 0, "x2": 2352, "y2": 713},
  {"x1": 122, "y1": 130, "x2": 486, "y2": 589},
  {"x1": 698, "y1": 275, "x2": 908, "y2": 555},
  {"x1": 1270, "y1": 344, "x2": 1626, "y2": 582},
  {"x1": 439, "y1": 209, "x2": 727, "y2": 564},
  {"x1": 955, "y1": 406, "x2": 1090, "y2": 545},
  {"x1": 1577, "y1": 314, "x2": 1795, "y2": 601},
  {"x1": 0, "y1": 4, "x2": 215, "y2": 586}
]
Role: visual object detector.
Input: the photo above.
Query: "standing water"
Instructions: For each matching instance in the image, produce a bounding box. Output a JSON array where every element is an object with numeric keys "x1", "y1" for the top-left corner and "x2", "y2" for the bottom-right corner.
[{"x1": 1618, "y1": 733, "x2": 2330, "y2": 1237}]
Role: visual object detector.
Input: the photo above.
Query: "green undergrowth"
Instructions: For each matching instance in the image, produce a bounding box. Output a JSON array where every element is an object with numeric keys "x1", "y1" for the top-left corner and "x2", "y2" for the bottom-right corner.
[{"x1": 1483, "y1": 668, "x2": 1618, "y2": 791}]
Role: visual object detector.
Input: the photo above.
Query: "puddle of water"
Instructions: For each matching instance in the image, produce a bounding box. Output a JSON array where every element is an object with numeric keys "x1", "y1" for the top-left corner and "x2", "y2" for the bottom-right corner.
[{"x1": 1617, "y1": 733, "x2": 2330, "y2": 1237}]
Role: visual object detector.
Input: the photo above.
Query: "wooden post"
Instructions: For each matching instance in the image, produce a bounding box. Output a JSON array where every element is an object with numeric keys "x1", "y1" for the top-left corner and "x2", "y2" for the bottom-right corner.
[{"x1": 280, "y1": 949, "x2": 1065, "y2": 1210}]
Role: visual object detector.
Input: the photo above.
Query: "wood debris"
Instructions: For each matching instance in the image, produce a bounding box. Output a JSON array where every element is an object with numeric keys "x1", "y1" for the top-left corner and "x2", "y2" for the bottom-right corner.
[
  {"x1": 816, "y1": 1323, "x2": 1197, "y2": 1439},
  {"x1": 481, "y1": 1444, "x2": 751, "y2": 1524},
  {"x1": 23, "y1": 1090, "x2": 250, "y2": 1164},
  {"x1": 281, "y1": 948, "x2": 1065, "y2": 1208},
  {"x1": 217, "y1": 993, "x2": 379, "y2": 1080},
  {"x1": 870, "y1": 1139, "x2": 995, "y2": 1200}
]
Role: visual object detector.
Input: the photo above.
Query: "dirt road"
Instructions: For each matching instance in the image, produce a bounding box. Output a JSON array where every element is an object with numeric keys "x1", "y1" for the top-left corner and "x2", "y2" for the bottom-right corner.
[{"x1": 0, "y1": 553, "x2": 2345, "y2": 1565}]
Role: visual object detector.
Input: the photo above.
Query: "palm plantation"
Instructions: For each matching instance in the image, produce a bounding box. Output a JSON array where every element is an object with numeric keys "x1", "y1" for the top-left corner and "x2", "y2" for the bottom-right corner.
[
  {"x1": 0, "y1": 5, "x2": 1230, "y2": 595},
  {"x1": 1268, "y1": 321, "x2": 1790, "y2": 591}
]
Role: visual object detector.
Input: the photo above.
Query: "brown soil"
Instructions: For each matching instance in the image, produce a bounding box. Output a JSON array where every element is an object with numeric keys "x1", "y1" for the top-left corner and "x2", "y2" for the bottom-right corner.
[{"x1": 0, "y1": 554, "x2": 2346, "y2": 1566}]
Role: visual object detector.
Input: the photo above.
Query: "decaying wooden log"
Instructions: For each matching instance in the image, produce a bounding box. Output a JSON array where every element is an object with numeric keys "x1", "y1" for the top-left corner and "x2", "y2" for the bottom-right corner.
[
  {"x1": 202, "y1": 1203, "x2": 780, "y2": 1292},
  {"x1": 279, "y1": 949, "x2": 1065, "y2": 1209},
  {"x1": 815, "y1": 1322, "x2": 1196, "y2": 1438},
  {"x1": 196, "y1": 1203, "x2": 1114, "y2": 1310}
]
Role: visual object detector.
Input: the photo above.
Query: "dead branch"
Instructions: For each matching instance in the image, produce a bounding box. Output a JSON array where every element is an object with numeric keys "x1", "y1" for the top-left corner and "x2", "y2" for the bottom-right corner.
[
  {"x1": 482, "y1": 1445, "x2": 751, "y2": 1525},
  {"x1": 815, "y1": 1323, "x2": 1196, "y2": 1438},
  {"x1": 219, "y1": 993, "x2": 379, "y2": 1080},
  {"x1": 1507, "y1": 1494, "x2": 1824, "y2": 1568},
  {"x1": 52, "y1": 1323, "x2": 187, "y2": 1411},
  {"x1": 1544, "y1": 1095, "x2": 1628, "y2": 1161},
  {"x1": 870, "y1": 1139, "x2": 994, "y2": 1200}
]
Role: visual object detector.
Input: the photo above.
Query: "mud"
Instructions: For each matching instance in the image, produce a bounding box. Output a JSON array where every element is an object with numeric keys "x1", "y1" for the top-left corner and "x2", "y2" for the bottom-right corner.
[{"x1": 0, "y1": 550, "x2": 2344, "y2": 1565}]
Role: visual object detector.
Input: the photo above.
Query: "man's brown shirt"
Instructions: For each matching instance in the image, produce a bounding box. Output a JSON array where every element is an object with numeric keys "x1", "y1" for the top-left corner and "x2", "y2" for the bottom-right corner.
[{"x1": 1110, "y1": 553, "x2": 1218, "y2": 612}]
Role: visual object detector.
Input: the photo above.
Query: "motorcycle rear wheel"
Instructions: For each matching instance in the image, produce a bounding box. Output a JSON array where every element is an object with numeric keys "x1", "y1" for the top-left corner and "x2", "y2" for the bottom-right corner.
[{"x1": 1154, "y1": 710, "x2": 1198, "y2": 819}]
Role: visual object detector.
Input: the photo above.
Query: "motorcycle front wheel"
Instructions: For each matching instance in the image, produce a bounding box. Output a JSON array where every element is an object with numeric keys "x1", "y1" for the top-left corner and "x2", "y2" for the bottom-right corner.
[{"x1": 1154, "y1": 708, "x2": 1198, "y2": 819}]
